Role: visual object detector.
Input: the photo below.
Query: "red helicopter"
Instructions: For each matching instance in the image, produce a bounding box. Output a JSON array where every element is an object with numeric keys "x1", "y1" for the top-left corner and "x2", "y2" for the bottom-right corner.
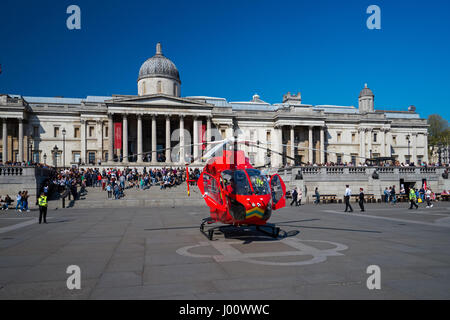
[{"x1": 187, "y1": 138, "x2": 287, "y2": 240}]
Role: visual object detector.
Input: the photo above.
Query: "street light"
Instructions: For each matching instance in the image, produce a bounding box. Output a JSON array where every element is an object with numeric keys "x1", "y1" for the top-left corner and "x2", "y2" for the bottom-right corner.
[
  {"x1": 406, "y1": 135, "x2": 410, "y2": 164},
  {"x1": 43, "y1": 153, "x2": 47, "y2": 164},
  {"x1": 53, "y1": 145, "x2": 59, "y2": 169},
  {"x1": 62, "y1": 128, "x2": 66, "y2": 169},
  {"x1": 437, "y1": 143, "x2": 443, "y2": 166}
]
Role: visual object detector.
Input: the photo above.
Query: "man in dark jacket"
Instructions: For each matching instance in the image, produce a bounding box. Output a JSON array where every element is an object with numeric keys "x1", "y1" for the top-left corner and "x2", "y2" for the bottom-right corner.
[
  {"x1": 359, "y1": 188, "x2": 365, "y2": 212},
  {"x1": 290, "y1": 188, "x2": 298, "y2": 206}
]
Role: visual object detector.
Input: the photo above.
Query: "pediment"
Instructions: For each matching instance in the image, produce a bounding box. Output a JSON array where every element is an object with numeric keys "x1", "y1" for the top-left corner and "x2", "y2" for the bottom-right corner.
[{"x1": 106, "y1": 94, "x2": 212, "y2": 108}]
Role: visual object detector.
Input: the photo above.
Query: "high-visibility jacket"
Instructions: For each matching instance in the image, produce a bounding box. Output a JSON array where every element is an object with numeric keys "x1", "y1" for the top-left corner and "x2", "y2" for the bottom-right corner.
[
  {"x1": 38, "y1": 196, "x2": 48, "y2": 207},
  {"x1": 409, "y1": 189, "x2": 417, "y2": 201}
]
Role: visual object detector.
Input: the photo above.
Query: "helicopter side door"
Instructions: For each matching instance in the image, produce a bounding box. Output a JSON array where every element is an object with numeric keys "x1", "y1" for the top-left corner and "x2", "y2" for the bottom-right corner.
[
  {"x1": 197, "y1": 172, "x2": 227, "y2": 211},
  {"x1": 269, "y1": 174, "x2": 286, "y2": 210}
]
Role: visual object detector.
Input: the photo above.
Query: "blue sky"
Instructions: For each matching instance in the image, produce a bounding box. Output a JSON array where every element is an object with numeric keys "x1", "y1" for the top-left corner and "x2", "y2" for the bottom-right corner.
[{"x1": 0, "y1": 0, "x2": 449, "y2": 119}]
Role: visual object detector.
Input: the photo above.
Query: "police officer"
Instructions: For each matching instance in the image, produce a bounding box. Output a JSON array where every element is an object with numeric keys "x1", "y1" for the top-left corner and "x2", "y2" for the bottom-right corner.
[{"x1": 38, "y1": 192, "x2": 48, "y2": 224}]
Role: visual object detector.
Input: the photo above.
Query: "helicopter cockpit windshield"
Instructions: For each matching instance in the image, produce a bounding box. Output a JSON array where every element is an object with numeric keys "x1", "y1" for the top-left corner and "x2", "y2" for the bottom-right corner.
[
  {"x1": 246, "y1": 169, "x2": 271, "y2": 195},
  {"x1": 221, "y1": 169, "x2": 270, "y2": 196}
]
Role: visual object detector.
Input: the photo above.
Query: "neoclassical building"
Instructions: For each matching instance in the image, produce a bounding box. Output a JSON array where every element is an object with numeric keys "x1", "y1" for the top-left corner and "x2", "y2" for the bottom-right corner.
[{"x1": 0, "y1": 43, "x2": 429, "y2": 168}]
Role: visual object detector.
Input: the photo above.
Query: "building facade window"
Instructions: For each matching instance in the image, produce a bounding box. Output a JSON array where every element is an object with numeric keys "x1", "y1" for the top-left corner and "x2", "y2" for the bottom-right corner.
[
  {"x1": 74, "y1": 127, "x2": 80, "y2": 138},
  {"x1": 33, "y1": 126, "x2": 39, "y2": 137},
  {"x1": 73, "y1": 152, "x2": 81, "y2": 164},
  {"x1": 88, "y1": 152, "x2": 96, "y2": 164},
  {"x1": 89, "y1": 126, "x2": 94, "y2": 137},
  {"x1": 54, "y1": 127, "x2": 60, "y2": 138}
]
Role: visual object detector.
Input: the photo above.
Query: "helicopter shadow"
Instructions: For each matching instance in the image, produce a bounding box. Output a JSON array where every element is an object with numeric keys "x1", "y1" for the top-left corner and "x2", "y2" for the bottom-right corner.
[{"x1": 212, "y1": 224, "x2": 300, "y2": 244}]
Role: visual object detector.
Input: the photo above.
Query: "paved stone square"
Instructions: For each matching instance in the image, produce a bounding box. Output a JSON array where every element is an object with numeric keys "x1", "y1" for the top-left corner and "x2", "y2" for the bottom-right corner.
[{"x1": 1, "y1": 201, "x2": 450, "y2": 299}]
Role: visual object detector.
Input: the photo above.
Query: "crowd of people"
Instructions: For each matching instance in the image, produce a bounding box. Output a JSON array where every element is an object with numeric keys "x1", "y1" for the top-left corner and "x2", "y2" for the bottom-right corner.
[
  {"x1": 287, "y1": 161, "x2": 450, "y2": 168},
  {"x1": 50, "y1": 166, "x2": 194, "y2": 200}
]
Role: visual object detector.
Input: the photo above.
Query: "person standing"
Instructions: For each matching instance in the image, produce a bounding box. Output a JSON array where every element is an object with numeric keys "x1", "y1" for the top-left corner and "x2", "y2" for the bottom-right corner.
[
  {"x1": 409, "y1": 187, "x2": 418, "y2": 209},
  {"x1": 38, "y1": 192, "x2": 48, "y2": 224},
  {"x1": 314, "y1": 187, "x2": 320, "y2": 205},
  {"x1": 344, "y1": 185, "x2": 353, "y2": 212},
  {"x1": 15, "y1": 191, "x2": 22, "y2": 213},
  {"x1": 290, "y1": 188, "x2": 298, "y2": 206},
  {"x1": 425, "y1": 188, "x2": 433, "y2": 208},
  {"x1": 359, "y1": 188, "x2": 365, "y2": 212},
  {"x1": 391, "y1": 185, "x2": 397, "y2": 205}
]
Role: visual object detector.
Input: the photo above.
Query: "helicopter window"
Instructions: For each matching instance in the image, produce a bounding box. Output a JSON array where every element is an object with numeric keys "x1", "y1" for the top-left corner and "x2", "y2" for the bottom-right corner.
[
  {"x1": 203, "y1": 173, "x2": 223, "y2": 205},
  {"x1": 233, "y1": 170, "x2": 252, "y2": 195},
  {"x1": 270, "y1": 174, "x2": 283, "y2": 204},
  {"x1": 246, "y1": 169, "x2": 271, "y2": 195}
]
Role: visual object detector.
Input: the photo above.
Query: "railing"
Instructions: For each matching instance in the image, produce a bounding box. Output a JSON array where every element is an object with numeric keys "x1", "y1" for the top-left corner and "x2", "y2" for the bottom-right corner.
[
  {"x1": 349, "y1": 167, "x2": 366, "y2": 174},
  {"x1": 0, "y1": 167, "x2": 24, "y2": 176},
  {"x1": 398, "y1": 167, "x2": 416, "y2": 174},
  {"x1": 326, "y1": 167, "x2": 344, "y2": 174},
  {"x1": 301, "y1": 167, "x2": 320, "y2": 175},
  {"x1": 420, "y1": 167, "x2": 437, "y2": 174},
  {"x1": 378, "y1": 167, "x2": 395, "y2": 174}
]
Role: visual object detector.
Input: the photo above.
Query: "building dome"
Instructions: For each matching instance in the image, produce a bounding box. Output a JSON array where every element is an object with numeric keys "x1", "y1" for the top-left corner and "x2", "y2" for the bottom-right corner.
[
  {"x1": 138, "y1": 43, "x2": 180, "y2": 83},
  {"x1": 137, "y1": 43, "x2": 181, "y2": 97},
  {"x1": 359, "y1": 83, "x2": 374, "y2": 98}
]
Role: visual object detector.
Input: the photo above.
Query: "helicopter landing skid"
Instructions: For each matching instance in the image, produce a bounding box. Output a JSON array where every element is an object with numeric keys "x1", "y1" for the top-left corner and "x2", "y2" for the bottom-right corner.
[{"x1": 200, "y1": 220, "x2": 280, "y2": 241}]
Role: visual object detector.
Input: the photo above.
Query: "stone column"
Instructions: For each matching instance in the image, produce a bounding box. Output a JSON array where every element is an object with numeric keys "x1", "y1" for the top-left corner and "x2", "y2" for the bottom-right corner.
[
  {"x1": 424, "y1": 132, "x2": 429, "y2": 163},
  {"x1": 320, "y1": 126, "x2": 325, "y2": 164},
  {"x1": 179, "y1": 115, "x2": 185, "y2": 164},
  {"x1": 137, "y1": 114, "x2": 143, "y2": 163},
  {"x1": 108, "y1": 113, "x2": 114, "y2": 163},
  {"x1": 380, "y1": 128, "x2": 386, "y2": 157},
  {"x1": 272, "y1": 126, "x2": 283, "y2": 168},
  {"x1": 385, "y1": 130, "x2": 392, "y2": 157},
  {"x1": 290, "y1": 126, "x2": 295, "y2": 165},
  {"x1": 206, "y1": 116, "x2": 212, "y2": 153},
  {"x1": 151, "y1": 115, "x2": 157, "y2": 164},
  {"x1": 308, "y1": 126, "x2": 313, "y2": 164},
  {"x1": 193, "y1": 116, "x2": 199, "y2": 162},
  {"x1": 165, "y1": 115, "x2": 171, "y2": 163},
  {"x1": 412, "y1": 133, "x2": 417, "y2": 164},
  {"x1": 18, "y1": 119, "x2": 24, "y2": 162},
  {"x1": 122, "y1": 115, "x2": 128, "y2": 163},
  {"x1": 81, "y1": 119, "x2": 86, "y2": 164},
  {"x1": 359, "y1": 128, "x2": 365, "y2": 161},
  {"x1": 96, "y1": 120, "x2": 103, "y2": 162},
  {"x1": 2, "y1": 118, "x2": 7, "y2": 163},
  {"x1": 367, "y1": 129, "x2": 373, "y2": 159}
]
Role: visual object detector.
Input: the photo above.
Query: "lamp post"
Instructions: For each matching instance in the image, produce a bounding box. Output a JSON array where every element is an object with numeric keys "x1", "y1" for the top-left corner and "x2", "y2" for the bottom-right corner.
[
  {"x1": 406, "y1": 135, "x2": 410, "y2": 164},
  {"x1": 62, "y1": 128, "x2": 66, "y2": 169},
  {"x1": 28, "y1": 135, "x2": 33, "y2": 164},
  {"x1": 53, "y1": 145, "x2": 59, "y2": 169},
  {"x1": 437, "y1": 143, "x2": 443, "y2": 166},
  {"x1": 43, "y1": 153, "x2": 47, "y2": 165}
]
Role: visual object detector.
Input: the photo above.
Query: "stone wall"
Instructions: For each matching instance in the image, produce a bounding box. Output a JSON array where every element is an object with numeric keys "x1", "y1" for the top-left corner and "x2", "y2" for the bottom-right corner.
[
  {"x1": 0, "y1": 167, "x2": 53, "y2": 204},
  {"x1": 278, "y1": 166, "x2": 449, "y2": 202}
]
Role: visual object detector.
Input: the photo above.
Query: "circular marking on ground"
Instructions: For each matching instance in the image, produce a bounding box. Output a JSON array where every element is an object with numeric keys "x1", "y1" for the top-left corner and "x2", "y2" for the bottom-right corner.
[{"x1": 176, "y1": 238, "x2": 348, "y2": 266}]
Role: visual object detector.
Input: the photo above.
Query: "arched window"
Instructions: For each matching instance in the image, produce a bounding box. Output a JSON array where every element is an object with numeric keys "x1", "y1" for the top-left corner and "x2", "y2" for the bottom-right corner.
[{"x1": 157, "y1": 81, "x2": 162, "y2": 93}]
